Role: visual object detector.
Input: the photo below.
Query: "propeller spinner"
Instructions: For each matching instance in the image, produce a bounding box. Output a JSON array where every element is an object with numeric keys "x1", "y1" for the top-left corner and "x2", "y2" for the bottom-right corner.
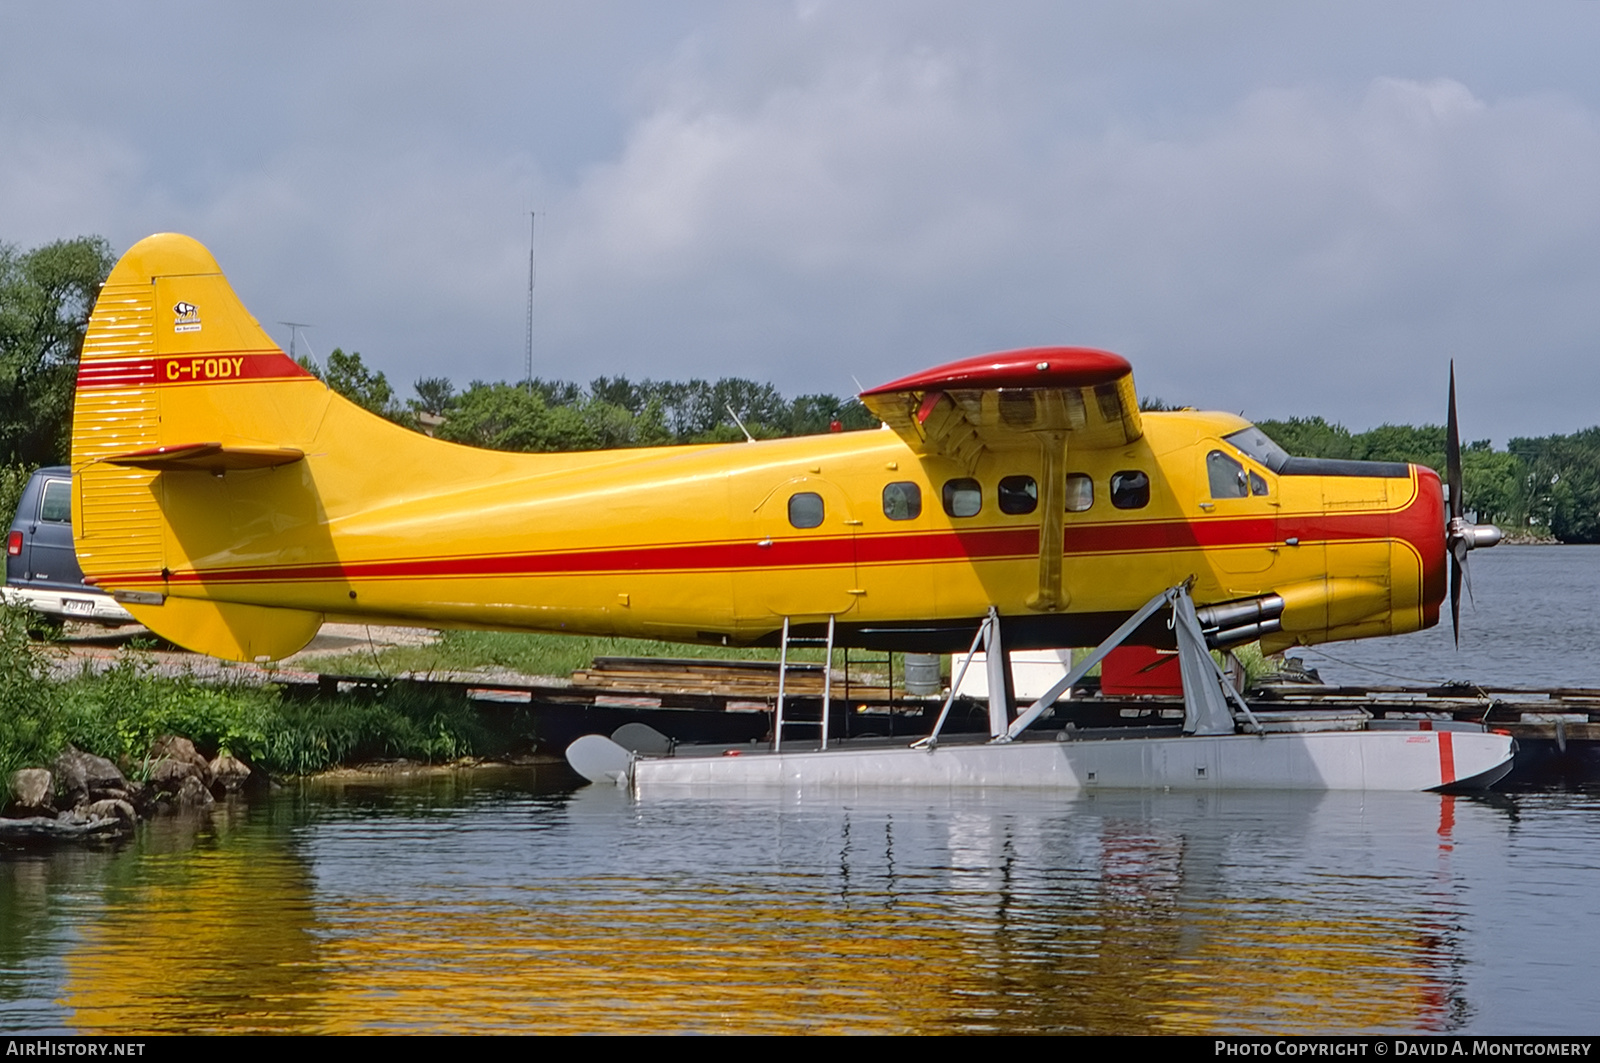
[{"x1": 1445, "y1": 361, "x2": 1503, "y2": 644}]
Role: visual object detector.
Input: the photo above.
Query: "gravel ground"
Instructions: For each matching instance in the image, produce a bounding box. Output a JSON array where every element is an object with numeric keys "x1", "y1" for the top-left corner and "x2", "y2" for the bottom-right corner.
[{"x1": 42, "y1": 622, "x2": 443, "y2": 685}]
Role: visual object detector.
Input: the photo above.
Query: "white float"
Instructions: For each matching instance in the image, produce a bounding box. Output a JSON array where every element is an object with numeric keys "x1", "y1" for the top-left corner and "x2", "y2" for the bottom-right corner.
[{"x1": 566, "y1": 583, "x2": 1516, "y2": 794}]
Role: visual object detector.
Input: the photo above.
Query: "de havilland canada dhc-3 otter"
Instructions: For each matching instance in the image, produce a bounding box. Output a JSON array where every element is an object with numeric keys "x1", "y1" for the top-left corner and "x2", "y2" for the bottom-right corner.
[{"x1": 68, "y1": 233, "x2": 1513, "y2": 792}]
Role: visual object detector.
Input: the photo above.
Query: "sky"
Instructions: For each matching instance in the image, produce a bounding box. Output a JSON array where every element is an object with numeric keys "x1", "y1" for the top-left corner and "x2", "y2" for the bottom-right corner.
[{"x1": 3, "y1": 1, "x2": 1599, "y2": 445}]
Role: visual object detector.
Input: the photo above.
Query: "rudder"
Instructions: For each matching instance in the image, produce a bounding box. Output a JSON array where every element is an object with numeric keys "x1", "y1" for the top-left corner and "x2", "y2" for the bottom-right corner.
[{"x1": 72, "y1": 234, "x2": 329, "y2": 660}]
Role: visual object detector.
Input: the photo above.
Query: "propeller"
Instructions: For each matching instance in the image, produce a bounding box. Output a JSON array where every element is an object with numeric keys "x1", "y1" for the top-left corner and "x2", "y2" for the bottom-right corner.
[{"x1": 1444, "y1": 361, "x2": 1502, "y2": 644}]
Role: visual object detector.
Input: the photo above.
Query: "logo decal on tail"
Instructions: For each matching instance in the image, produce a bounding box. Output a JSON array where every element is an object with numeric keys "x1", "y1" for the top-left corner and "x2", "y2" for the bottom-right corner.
[{"x1": 173, "y1": 301, "x2": 201, "y2": 333}]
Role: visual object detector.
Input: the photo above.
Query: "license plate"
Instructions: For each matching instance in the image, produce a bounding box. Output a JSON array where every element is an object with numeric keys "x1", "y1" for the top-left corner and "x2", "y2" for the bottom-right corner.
[{"x1": 62, "y1": 598, "x2": 94, "y2": 616}]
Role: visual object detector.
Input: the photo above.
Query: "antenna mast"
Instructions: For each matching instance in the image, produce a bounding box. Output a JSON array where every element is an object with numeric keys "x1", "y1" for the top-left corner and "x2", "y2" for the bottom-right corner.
[{"x1": 524, "y1": 212, "x2": 539, "y2": 389}]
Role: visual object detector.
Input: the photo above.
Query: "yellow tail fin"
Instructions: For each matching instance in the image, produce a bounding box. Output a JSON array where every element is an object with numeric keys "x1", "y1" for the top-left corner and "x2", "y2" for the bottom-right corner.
[{"x1": 72, "y1": 233, "x2": 330, "y2": 660}]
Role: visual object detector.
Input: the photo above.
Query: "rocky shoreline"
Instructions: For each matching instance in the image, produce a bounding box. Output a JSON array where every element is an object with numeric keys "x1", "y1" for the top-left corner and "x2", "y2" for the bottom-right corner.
[{"x1": 2, "y1": 736, "x2": 254, "y2": 843}]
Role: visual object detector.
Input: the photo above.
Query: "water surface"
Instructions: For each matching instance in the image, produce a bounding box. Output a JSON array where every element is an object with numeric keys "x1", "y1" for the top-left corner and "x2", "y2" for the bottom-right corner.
[
  {"x1": 3, "y1": 773, "x2": 1598, "y2": 1035},
  {"x1": 4, "y1": 545, "x2": 1599, "y2": 1035}
]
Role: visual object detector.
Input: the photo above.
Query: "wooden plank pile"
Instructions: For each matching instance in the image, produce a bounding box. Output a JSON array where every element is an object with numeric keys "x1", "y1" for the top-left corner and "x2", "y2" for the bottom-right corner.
[{"x1": 569, "y1": 657, "x2": 893, "y2": 700}]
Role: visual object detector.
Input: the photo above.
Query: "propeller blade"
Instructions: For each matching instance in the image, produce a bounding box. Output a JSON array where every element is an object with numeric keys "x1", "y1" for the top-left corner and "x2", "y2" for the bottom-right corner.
[
  {"x1": 1450, "y1": 553, "x2": 1463, "y2": 647},
  {"x1": 1447, "y1": 360, "x2": 1463, "y2": 522}
]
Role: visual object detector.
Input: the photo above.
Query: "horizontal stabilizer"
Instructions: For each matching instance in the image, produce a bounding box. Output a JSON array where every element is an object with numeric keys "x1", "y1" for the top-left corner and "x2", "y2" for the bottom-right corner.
[
  {"x1": 121, "y1": 596, "x2": 324, "y2": 663},
  {"x1": 105, "y1": 442, "x2": 306, "y2": 472}
]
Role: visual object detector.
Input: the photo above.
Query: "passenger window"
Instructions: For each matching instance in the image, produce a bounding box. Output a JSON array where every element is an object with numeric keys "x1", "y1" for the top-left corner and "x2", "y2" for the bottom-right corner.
[
  {"x1": 1207, "y1": 450, "x2": 1249, "y2": 499},
  {"x1": 942, "y1": 478, "x2": 982, "y2": 518},
  {"x1": 1249, "y1": 470, "x2": 1268, "y2": 497},
  {"x1": 998, "y1": 475, "x2": 1038, "y2": 515},
  {"x1": 1064, "y1": 473, "x2": 1093, "y2": 512},
  {"x1": 1110, "y1": 470, "x2": 1150, "y2": 510},
  {"x1": 788, "y1": 492, "x2": 824, "y2": 529},
  {"x1": 39, "y1": 480, "x2": 71, "y2": 524},
  {"x1": 882, "y1": 481, "x2": 922, "y2": 521}
]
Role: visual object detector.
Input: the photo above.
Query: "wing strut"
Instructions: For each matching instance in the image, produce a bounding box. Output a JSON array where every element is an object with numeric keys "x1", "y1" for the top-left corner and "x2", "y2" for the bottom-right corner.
[
  {"x1": 1030, "y1": 431, "x2": 1069, "y2": 611},
  {"x1": 999, "y1": 581, "x2": 1264, "y2": 742}
]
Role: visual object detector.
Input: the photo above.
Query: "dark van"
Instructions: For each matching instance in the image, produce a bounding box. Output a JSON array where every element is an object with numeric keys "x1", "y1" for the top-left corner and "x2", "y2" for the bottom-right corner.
[{"x1": 4, "y1": 467, "x2": 133, "y2": 624}]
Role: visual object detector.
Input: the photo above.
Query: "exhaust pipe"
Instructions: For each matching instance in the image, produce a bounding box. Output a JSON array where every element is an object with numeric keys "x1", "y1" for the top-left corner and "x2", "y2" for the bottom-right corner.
[
  {"x1": 1207, "y1": 618, "x2": 1282, "y2": 649},
  {"x1": 1195, "y1": 594, "x2": 1285, "y2": 649},
  {"x1": 1195, "y1": 594, "x2": 1284, "y2": 631}
]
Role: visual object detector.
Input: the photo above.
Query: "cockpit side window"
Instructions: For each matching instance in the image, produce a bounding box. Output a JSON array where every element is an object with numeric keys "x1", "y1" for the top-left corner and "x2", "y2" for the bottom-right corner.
[
  {"x1": 1223, "y1": 426, "x2": 1291, "y2": 473},
  {"x1": 1207, "y1": 450, "x2": 1250, "y2": 499}
]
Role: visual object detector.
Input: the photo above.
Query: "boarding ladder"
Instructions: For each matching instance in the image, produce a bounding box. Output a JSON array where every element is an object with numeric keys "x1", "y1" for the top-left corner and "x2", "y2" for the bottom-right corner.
[{"x1": 772, "y1": 615, "x2": 835, "y2": 752}]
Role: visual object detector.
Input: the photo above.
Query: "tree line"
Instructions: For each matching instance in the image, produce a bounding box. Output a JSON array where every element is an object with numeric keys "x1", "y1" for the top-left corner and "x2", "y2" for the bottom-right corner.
[
  {"x1": 300, "y1": 348, "x2": 877, "y2": 450},
  {"x1": 3, "y1": 233, "x2": 1598, "y2": 540},
  {"x1": 1253, "y1": 417, "x2": 1596, "y2": 542}
]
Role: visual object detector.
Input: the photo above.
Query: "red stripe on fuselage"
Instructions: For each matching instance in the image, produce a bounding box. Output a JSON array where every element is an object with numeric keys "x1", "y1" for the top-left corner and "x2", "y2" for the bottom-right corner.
[{"x1": 98, "y1": 474, "x2": 1444, "y2": 590}]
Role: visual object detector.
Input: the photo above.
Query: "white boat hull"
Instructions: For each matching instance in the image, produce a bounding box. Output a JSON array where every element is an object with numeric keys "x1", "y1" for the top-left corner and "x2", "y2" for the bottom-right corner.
[{"x1": 608, "y1": 729, "x2": 1514, "y2": 794}]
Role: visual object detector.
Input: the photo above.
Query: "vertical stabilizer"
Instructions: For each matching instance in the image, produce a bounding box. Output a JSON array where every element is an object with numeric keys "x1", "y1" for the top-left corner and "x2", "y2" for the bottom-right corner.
[{"x1": 71, "y1": 233, "x2": 329, "y2": 660}]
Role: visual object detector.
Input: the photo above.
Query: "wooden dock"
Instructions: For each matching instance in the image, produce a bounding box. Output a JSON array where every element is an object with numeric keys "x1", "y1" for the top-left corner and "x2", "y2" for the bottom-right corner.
[{"x1": 277, "y1": 658, "x2": 1600, "y2": 787}]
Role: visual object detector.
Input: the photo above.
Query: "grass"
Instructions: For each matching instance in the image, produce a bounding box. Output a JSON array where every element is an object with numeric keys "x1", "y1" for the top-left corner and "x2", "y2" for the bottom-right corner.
[
  {"x1": 311, "y1": 627, "x2": 834, "y2": 680},
  {"x1": 0, "y1": 602, "x2": 492, "y2": 782}
]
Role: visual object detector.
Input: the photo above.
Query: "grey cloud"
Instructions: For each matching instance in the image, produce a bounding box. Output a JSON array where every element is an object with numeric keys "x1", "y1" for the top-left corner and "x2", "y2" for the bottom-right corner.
[{"x1": 1, "y1": 2, "x2": 1597, "y2": 443}]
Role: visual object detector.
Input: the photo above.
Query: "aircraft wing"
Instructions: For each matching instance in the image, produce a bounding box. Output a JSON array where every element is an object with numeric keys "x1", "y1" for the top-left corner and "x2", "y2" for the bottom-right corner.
[
  {"x1": 860, "y1": 347, "x2": 1143, "y2": 613},
  {"x1": 859, "y1": 347, "x2": 1142, "y2": 470}
]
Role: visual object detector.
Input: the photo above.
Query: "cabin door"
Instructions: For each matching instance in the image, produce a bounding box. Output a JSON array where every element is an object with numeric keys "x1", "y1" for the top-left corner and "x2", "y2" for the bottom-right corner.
[
  {"x1": 1194, "y1": 445, "x2": 1278, "y2": 585},
  {"x1": 733, "y1": 475, "x2": 860, "y2": 623}
]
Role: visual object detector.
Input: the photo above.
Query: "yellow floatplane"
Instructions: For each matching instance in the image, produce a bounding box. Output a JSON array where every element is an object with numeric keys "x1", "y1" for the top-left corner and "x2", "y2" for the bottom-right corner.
[{"x1": 69, "y1": 234, "x2": 1512, "y2": 792}]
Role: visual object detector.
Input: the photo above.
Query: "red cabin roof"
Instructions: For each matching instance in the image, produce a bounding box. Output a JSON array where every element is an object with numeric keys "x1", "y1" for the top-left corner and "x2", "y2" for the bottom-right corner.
[{"x1": 860, "y1": 347, "x2": 1131, "y2": 396}]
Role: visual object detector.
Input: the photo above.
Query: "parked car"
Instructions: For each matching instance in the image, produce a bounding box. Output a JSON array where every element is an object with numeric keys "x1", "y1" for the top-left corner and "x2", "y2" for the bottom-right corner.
[{"x1": 4, "y1": 466, "x2": 134, "y2": 624}]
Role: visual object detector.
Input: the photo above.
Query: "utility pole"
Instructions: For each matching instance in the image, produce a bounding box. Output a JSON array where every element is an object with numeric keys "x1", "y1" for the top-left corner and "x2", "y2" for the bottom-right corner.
[{"x1": 279, "y1": 321, "x2": 313, "y2": 365}]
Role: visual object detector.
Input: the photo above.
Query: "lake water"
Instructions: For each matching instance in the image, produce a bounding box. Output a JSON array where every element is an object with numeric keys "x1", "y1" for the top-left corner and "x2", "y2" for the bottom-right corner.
[
  {"x1": 1298, "y1": 544, "x2": 1600, "y2": 690},
  {"x1": 3, "y1": 546, "x2": 1598, "y2": 1036}
]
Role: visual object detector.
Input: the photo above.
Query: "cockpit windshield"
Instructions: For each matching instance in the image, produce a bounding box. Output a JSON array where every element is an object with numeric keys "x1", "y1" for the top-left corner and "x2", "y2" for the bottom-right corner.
[{"x1": 1223, "y1": 426, "x2": 1291, "y2": 473}]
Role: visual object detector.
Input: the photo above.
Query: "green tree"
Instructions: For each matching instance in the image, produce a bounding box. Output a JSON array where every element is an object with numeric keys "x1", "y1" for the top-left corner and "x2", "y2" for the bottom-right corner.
[
  {"x1": 1254, "y1": 416, "x2": 1356, "y2": 460},
  {"x1": 409, "y1": 376, "x2": 456, "y2": 418},
  {"x1": 0, "y1": 236, "x2": 116, "y2": 466},
  {"x1": 436, "y1": 381, "x2": 581, "y2": 452},
  {"x1": 1509, "y1": 430, "x2": 1600, "y2": 543},
  {"x1": 1352, "y1": 423, "x2": 1445, "y2": 467},
  {"x1": 1461, "y1": 447, "x2": 1524, "y2": 529},
  {"x1": 323, "y1": 347, "x2": 403, "y2": 420}
]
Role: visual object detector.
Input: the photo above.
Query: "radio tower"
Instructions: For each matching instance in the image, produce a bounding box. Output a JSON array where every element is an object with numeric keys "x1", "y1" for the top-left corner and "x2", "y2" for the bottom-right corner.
[{"x1": 524, "y1": 212, "x2": 538, "y2": 390}]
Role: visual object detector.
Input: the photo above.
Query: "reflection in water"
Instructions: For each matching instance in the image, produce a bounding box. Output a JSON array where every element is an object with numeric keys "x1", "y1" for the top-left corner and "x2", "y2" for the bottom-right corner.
[
  {"x1": 59, "y1": 799, "x2": 327, "y2": 1034},
  {"x1": 4, "y1": 770, "x2": 1591, "y2": 1034}
]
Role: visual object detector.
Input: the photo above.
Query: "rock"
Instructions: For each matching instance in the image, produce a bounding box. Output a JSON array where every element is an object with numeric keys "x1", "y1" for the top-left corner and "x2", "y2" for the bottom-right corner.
[
  {"x1": 52, "y1": 746, "x2": 130, "y2": 806},
  {"x1": 79, "y1": 798, "x2": 137, "y2": 826},
  {"x1": 8, "y1": 768, "x2": 53, "y2": 814},
  {"x1": 150, "y1": 735, "x2": 213, "y2": 786},
  {"x1": 150, "y1": 756, "x2": 202, "y2": 794},
  {"x1": 173, "y1": 775, "x2": 214, "y2": 808},
  {"x1": 0, "y1": 814, "x2": 128, "y2": 841},
  {"x1": 209, "y1": 754, "x2": 251, "y2": 793}
]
